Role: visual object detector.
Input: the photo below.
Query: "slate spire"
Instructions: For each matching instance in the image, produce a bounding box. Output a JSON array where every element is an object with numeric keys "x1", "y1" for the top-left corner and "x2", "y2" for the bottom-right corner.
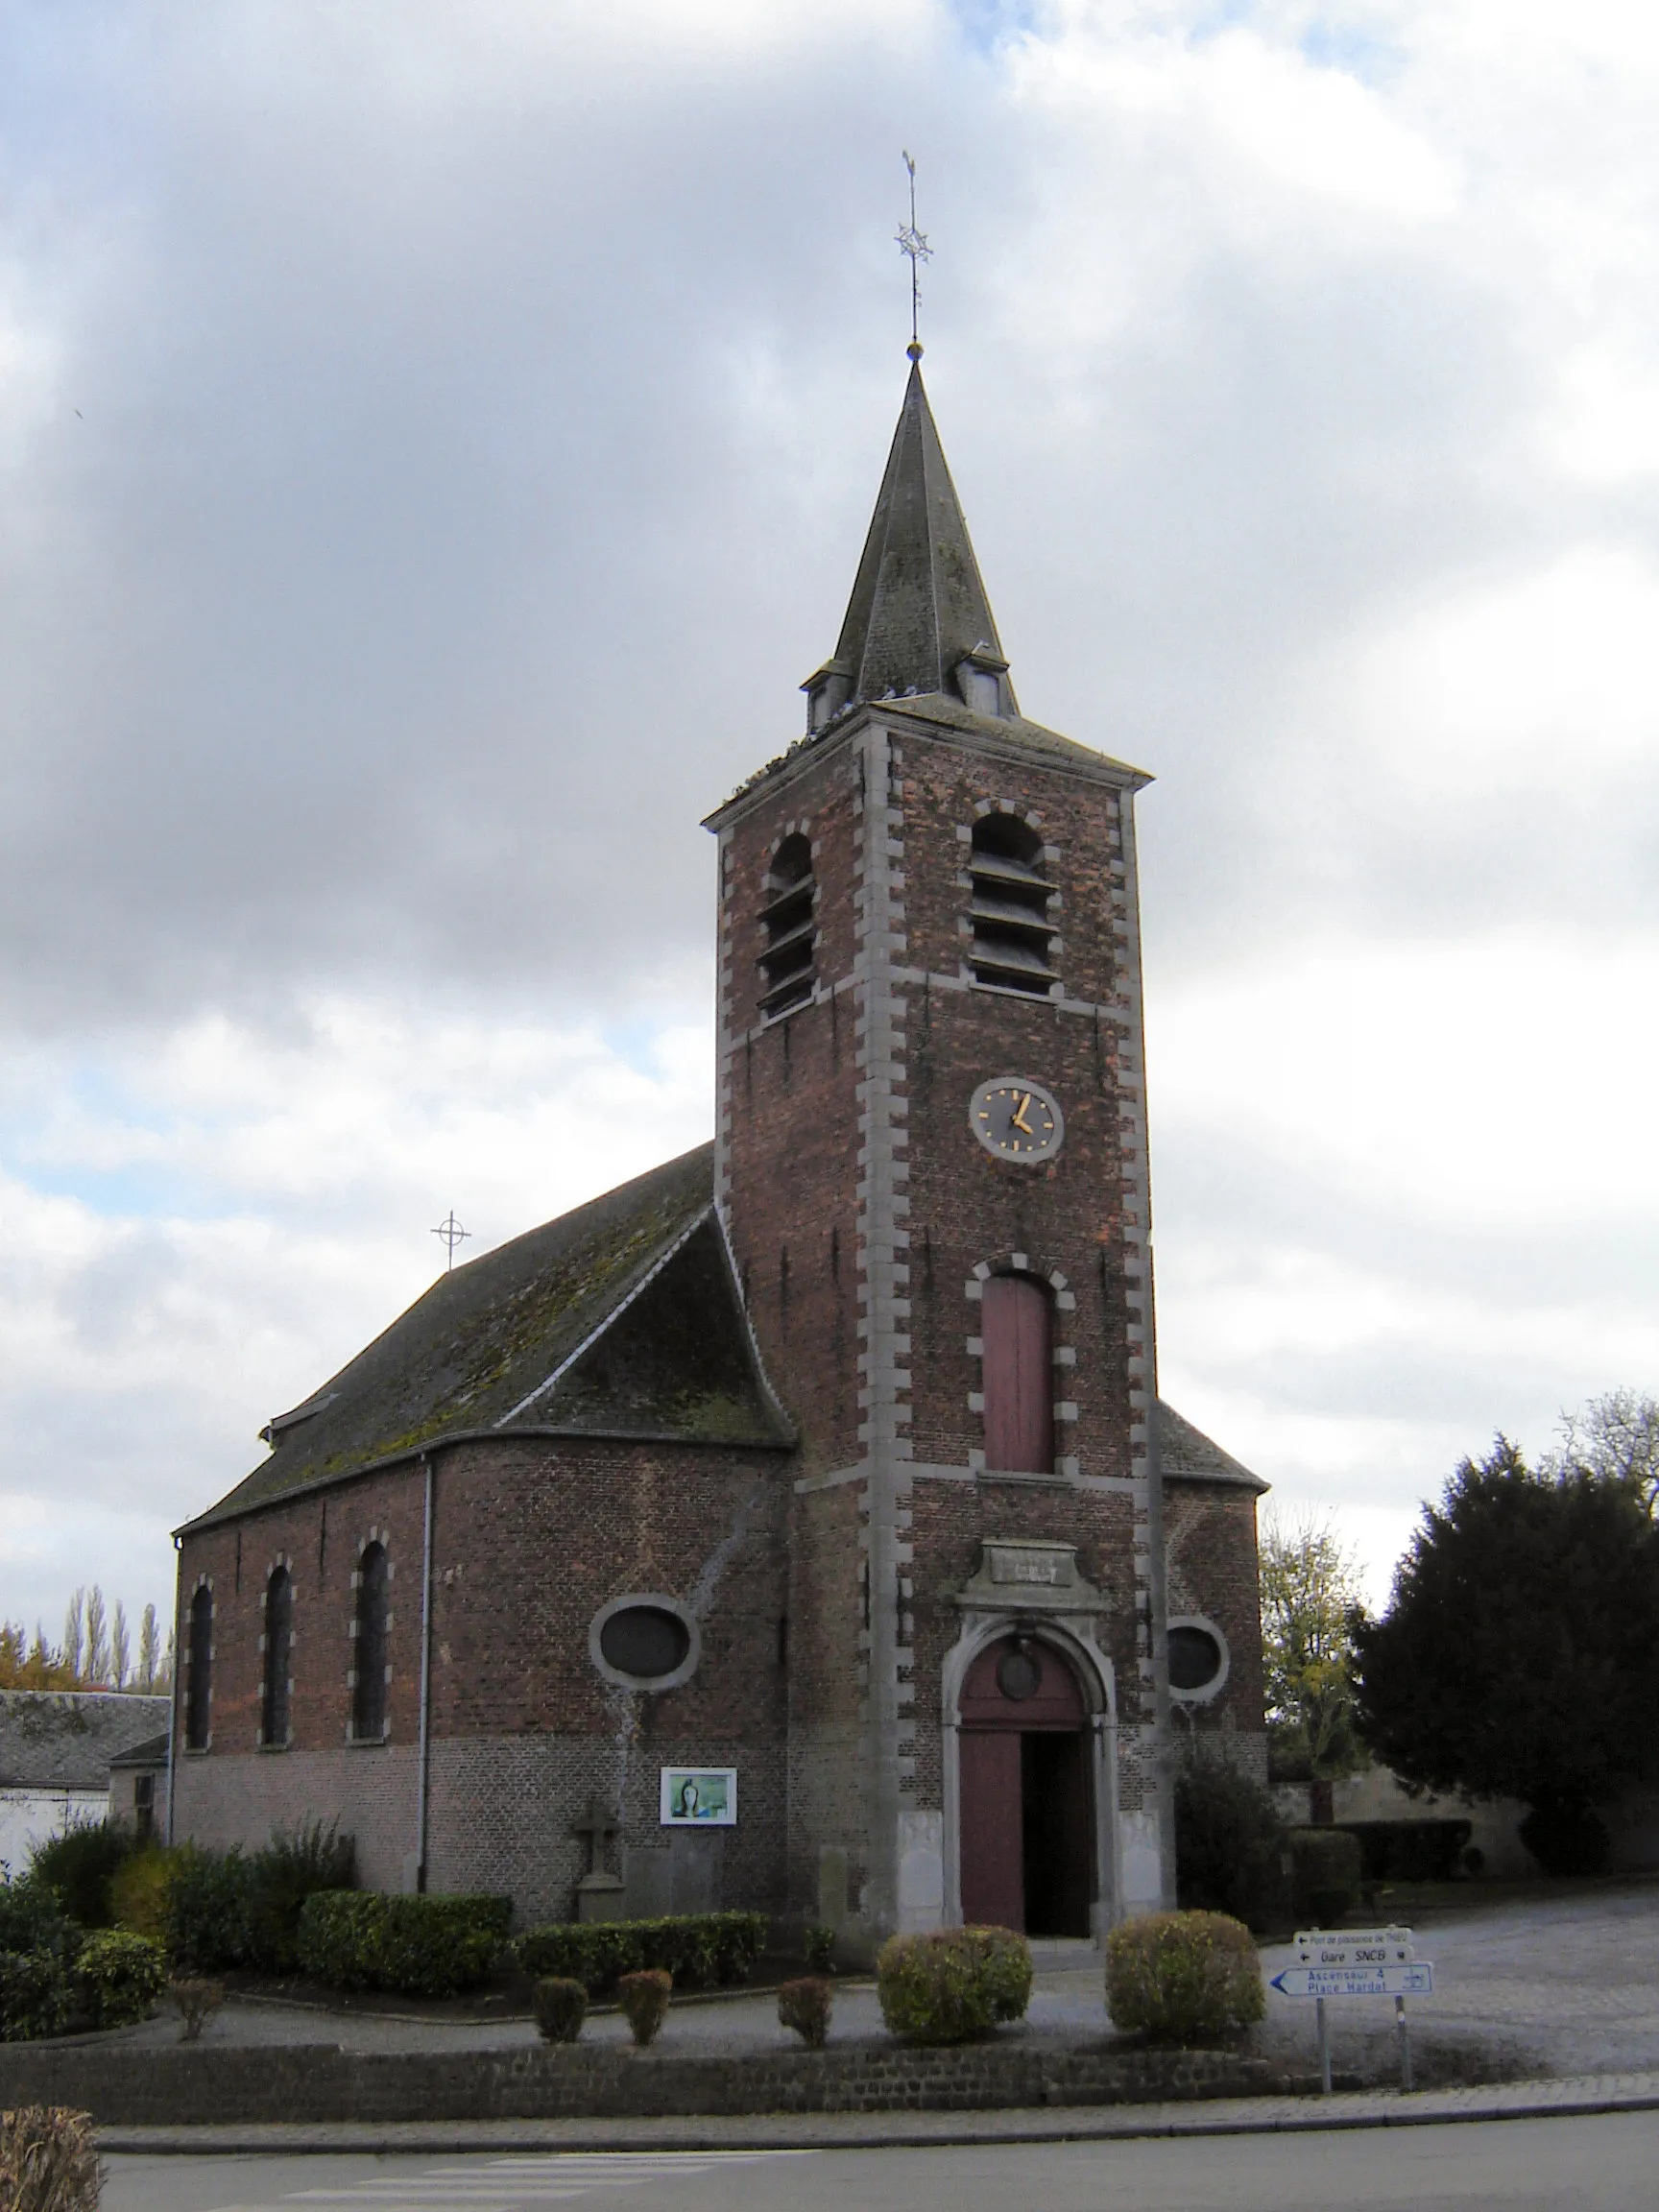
[{"x1": 804, "y1": 357, "x2": 1016, "y2": 726}]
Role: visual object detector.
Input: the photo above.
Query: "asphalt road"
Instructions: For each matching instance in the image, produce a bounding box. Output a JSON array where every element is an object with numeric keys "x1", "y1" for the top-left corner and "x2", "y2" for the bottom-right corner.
[{"x1": 103, "y1": 2113, "x2": 1659, "y2": 2212}]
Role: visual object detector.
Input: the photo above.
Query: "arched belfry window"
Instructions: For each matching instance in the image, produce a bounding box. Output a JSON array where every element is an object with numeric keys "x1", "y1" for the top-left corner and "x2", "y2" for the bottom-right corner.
[
  {"x1": 758, "y1": 833, "x2": 816, "y2": 1019},
  {"x1": 261, "y1": 1565, "x2": 293, "y2": 1748},
  {"x1": 969, "y1": 814, "x2": 1058, "y2": 996},
  {"x1": 981, "y1": 1274, "x2": 1055, "y2": 1474},
  {"x1": 185, "y1": 1585, "x2": 213, "y2": 1750},
  {"x1": 351, "y1": 1543, "x2": 390, "y2": 1742}
]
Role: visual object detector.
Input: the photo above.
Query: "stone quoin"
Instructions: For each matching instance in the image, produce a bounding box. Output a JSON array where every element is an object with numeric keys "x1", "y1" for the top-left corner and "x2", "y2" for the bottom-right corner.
[{"x1": 169, "y1": 355, "x2": 1268, "y2": 1956}]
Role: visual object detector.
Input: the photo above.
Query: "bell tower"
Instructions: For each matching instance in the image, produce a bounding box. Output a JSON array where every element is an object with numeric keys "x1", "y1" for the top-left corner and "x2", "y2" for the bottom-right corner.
[{"x1": 706, "y1": 356, "x2": 1178, "y2": 1953}]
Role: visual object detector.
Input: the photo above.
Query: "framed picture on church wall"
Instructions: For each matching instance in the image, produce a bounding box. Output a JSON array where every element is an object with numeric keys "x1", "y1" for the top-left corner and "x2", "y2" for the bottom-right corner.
[{"x1": 659, "y1": 1767, "x2": 737, "y2": 1825}]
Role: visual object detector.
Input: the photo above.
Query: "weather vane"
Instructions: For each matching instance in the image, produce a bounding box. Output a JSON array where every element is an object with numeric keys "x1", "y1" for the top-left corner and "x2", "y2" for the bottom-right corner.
[
  {"x1": 895, "y1": 150, "x2": 932, "y2": 361},
  {"x1": 431, "y1": 1211, "x2": 471, "y2": 1271}
]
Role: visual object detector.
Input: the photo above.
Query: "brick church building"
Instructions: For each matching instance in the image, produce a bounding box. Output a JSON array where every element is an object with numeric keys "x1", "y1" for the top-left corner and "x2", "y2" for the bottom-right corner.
[{"x1": 170, "y1": 351, "x2": 1267, "y2": 1956}]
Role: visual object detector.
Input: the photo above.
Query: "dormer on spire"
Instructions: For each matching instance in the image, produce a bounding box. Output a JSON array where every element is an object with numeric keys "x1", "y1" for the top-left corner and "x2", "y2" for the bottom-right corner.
[{"x1": 802, "y1": 361, "x2": 1017, "y2": 733}]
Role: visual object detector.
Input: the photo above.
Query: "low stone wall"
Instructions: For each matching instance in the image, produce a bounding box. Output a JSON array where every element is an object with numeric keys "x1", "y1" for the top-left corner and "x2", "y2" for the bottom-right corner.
[{"x1": 0, "y1": 2037, "x2": 1282, "y2": 2126}]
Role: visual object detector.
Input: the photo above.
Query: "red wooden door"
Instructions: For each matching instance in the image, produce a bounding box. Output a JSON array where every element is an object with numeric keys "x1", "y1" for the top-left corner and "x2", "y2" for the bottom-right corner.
[
  {"x1": 958, "y1": 1729, "x2": 1024, "y2": 1930},
  {"x1": 981, "y1": 1275, "x2": 1054, "y2": 1474}
]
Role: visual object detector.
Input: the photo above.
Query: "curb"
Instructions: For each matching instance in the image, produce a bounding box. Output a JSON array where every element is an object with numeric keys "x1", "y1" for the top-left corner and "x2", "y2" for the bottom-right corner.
[{"x1": 98, "y1": 2073, "x2": 1659, "y2": 2155}]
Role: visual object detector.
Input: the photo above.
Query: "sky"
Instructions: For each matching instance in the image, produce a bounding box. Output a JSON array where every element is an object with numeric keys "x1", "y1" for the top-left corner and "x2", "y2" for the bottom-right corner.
[{"x1": 2, "y1": 0, "x2": 1656, "y2": 1636}]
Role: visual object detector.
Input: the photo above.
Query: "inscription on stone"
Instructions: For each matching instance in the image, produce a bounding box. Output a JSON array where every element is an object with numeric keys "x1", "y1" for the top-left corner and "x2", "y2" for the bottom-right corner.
[{"x1": 987, "y1": 1543, "x2": 1076, "y2": 1588}]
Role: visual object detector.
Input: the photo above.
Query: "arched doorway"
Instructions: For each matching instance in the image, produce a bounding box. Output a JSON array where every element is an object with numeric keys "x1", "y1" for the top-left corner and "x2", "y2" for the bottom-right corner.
[{"x1": 957, "y1": 1634, "x2": 1094, "y2": 1936}]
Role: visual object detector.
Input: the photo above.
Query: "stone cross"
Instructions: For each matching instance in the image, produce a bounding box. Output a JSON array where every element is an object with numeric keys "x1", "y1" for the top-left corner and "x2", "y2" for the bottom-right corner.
[{"x1": 571, "y1": 1796, "x2": 621, "y2": 1878}]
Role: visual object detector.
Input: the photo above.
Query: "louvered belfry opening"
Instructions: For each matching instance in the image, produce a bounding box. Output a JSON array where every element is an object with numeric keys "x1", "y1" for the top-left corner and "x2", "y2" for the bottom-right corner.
[
  {"x1": 969, "y1": 814, "x2": 1058, "y2": 996},
  {"x1": 758, "y1": 832, "x2": 817, "y2": 1019},
  {"x1": 981, "y1": 1273, "x2": 1055, "y2": 1474}
]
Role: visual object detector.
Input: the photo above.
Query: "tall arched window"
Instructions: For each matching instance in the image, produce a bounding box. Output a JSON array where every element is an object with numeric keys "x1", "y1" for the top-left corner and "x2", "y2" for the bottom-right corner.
[
  {"x1": 758, "y1": 832, "x2": 816, "y2": 1018},
  {"x1": 969, "y1": 814, "x2": 1058, "y2": 996},
  {"x1": 351, "y1": 1543, "x2": 390, "y2": 1742},
  {"x1": 185, "y1": 1585, "x2": 213, "y2": 1750},
  {"x1": 981, "y1": 1274, "x2": 1054, "y2": 1474},
  {"x1": 261, "y1": 1565, "x2": 293, "y2": 1748}
]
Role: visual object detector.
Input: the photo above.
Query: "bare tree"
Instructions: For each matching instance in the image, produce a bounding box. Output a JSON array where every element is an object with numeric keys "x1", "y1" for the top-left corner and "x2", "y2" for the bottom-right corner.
[
  {"x1": 84, "y1": 1585, "x2": 109, "y2": 1685},
  {"x1": 136, "y1": 1604, "x2": 160, "y2": 1694},
  {"x1": 110, "y1": 1600, "x2": 131, "y2": 1691},
  {"x1": 62, "y1": 1589, "x2": 84, "y2": 1682},
  {"x1": 1545, "y1": 1389, "x2": 1659, "y2": 1513}
]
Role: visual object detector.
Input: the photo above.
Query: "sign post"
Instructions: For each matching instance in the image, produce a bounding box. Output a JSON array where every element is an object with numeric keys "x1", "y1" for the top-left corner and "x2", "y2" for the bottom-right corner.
[{"x1": 1270, "y1": 1930, "x2": 1433, "y2": 2094}]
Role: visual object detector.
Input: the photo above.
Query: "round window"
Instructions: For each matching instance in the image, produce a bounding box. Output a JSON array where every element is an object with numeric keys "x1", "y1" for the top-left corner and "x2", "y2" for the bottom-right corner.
[
  {"x1": 599, "y1": 1605, "x2": 691, "y2": 1683},
  {"x1": 997, "y1": 1646, "x2": 1043, "y2": 1701},
  {"x1": 1167, "y1": 1624, "x2": 1223, "y2": 1693}
]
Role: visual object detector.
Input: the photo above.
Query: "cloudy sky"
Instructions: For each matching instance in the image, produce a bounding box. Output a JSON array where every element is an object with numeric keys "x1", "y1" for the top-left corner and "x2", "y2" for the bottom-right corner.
[{"x1": 2, "y1": 0, "x2": 1656, "y2": 1638}]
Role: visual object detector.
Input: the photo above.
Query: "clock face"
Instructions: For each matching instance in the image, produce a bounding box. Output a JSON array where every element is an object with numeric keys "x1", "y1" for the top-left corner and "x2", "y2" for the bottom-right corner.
[{"x1": 969, "y1": 1077, "x2": 1065, "y2": 1165}]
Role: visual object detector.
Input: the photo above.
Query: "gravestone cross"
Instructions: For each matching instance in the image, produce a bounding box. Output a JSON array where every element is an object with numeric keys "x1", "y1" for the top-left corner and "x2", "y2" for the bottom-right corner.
[{"x1": 571, "y1": 1796, "x2": 621, "y2": 1878}]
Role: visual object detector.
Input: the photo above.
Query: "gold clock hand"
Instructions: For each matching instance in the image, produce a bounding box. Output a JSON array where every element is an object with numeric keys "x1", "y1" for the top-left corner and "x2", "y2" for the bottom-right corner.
[{"x1": 1011, "y1": 1094, "x2": 1035, "y2": 1135}]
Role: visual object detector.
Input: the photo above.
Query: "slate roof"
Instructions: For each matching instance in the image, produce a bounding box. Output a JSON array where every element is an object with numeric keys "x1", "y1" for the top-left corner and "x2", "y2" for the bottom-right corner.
[
  {"x1": 108, "y1": 1731, "x2": 170, "y2": 1771},
  {"x1": 183, "y1": 1142, "x2": 792, "y2": 1532},
  {"x1": 0, "y1": 1692, "x2": 173, "y2": 1792},
  {"x1": 1158, "y1": 1401, "x2": 1269, "y2": 1493}
]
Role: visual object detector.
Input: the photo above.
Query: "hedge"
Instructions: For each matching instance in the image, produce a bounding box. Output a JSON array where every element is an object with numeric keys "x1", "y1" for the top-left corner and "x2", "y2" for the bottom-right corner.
[
  {"x1": 1338, "y1": 1818, "x2": 1474, "y2": 1887},
  {"x1": 297, "y1": 1891, "x2": 512, "y2": 1997},
  {"x1": 166, "y1": 1821, "x2": 355, "y2": 1975},
  {"x1": 1287, "y1": 1826, "x2": 1362, "y2": 1926},
  {"x1": 876, "y1": 1927, "x2": 1033, "y2": 2045},
  {"x1": 1106, "y1": 1910, "x2": 1263, "y2": 2044},
  {"x1": 514, "y1": 1911, "x2": 768, "y2": 1997}
]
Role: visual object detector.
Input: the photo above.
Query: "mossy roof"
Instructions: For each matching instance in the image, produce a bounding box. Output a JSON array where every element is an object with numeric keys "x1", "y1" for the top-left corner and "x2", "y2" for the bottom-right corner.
[{"x1": 183, "y1": 1142, "x2": 792, "y2": 1532}]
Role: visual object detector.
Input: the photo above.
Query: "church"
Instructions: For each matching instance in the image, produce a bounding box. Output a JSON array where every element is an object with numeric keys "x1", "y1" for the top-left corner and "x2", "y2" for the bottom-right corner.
[{"x1": 168, "y1": 349, "x2": 1267, "y2": 1958}]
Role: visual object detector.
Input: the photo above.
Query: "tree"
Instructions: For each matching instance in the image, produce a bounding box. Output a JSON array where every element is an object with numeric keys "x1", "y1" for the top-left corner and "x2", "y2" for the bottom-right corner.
[
  {"x1": 1259, "y1": 1509, "x2": 1365, "y2": 1779},
  {"x1": 109, "y1": 1600, "x2": 131, "y2": 1691},
  {"x1": 1354, "y1": 1437, "x2": 1659, "y2": 1871},
  {"x1": 62, "y1": 1588, "x2": 84, "y2": 1680},
  {"x1": 136, "y1": 1605, "x2": 160, "y2": 1694},
  {"x1": 84, "y1": 1585, "x2": 109, "y2": 1685},
  {"x1": 1544, "y1": 1389, "x2": 1659, "y2": 1514}
]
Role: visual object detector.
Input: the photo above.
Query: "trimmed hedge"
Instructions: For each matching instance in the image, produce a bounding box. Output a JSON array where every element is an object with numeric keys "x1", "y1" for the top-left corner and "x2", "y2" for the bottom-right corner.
[
  {"x1": 514, "y1": 1911, "x2": 768, "y2": 1998},
  {"x1": 876, "y1": 1926, "x2": 1033, "y2": 2045},
  {"x1": 617, "y1": 1967, "x2": 672, "y2": 2046},
  {"x1": 72, "y1": 1930, "x2": 167, "y2": 2029},
  {"x1": 1106, "y1": 1910, "x2": 1264, "y2": 2044},
  {"x1": 1288, "y1": 1826, "x2": 1362, "y2": 1926},
  {"x1": 1338, "y1": 1818, "x2": 1473, "y2": 1887},
  {"x1": 531, "y1": 1977, "x2": 588, "y2": 2043},
  {"x1": 297, "y1": 1891, "x2": 512, "y2": 1997}
]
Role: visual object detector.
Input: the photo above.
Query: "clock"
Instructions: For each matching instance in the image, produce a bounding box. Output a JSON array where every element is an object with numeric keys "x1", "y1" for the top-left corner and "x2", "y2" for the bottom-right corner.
[{"x1": 969, "y1": 1077, "x2": 1065, "y2": 1164}]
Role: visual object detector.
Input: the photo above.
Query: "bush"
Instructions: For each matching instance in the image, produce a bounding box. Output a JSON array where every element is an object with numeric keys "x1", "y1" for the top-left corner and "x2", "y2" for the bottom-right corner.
[
  {"x1": 531, "y1": 1976, "x2": 588, "y2": 2044},
  {"x1": 0, "y1": 1949, "x2": 77, "y2": 2043},
  {"x1": 876, "y1": 1927, "x2": 1034, "y2": 2046},
  {"x1": 803, "y1": 1924, "x2": 835, "y2": 1974},
  {"x1": 1106, "y1": 1911, "x2": 1264, "y2": 2044},
  {"x1": 1174, "y1": 1756, "x2": 1285, "y2": 1928},
  {"x1": 1288, "y1": 1827, "x2": 1362, "y2": 1926},
  {"x1": 171, "y1": 1976, "x2": 226, "y2": 2042},
  {"x1": 297, "y1": 1892, "x2": 511, "y2": 1997},
  {"x1": 1520, "y1": 1802, "x2": 1611, "y2": 1877},
  {"x1": 28, "y1": 1821, "x2": 135, "y2": 1930},
  {"x1": 0, "y1": 1876, "x2": 78, "y2": 1964},
  {"x1": 109, "y1": 1847, "x2": 179, "y2": 1944},
  {"x1": 514, "y1": 1911, "x2": 768, "y2": 1998},
  {"x1": 165, "y1": 1845, "x2": 255, "y2": 1973},
  {"x1": 778, "y1": 1976, "x2": 832, "y2": 2048},
  {"x1": 617, "y1": 1968, "x2": 671, "y2": 2047},
  {"x1": 165, "y1": 1826, "x2": 357, "y2": 1977},
  {"x1": 0, "y1": 2105, "x2": 102, "y2": 2212},
  {"x1": 1338, "y1": 1818, "x2": 1473, "y2": 1887},
  {"x1": 72, "y1": 1932, "x2": 166, "y2": 2030}
]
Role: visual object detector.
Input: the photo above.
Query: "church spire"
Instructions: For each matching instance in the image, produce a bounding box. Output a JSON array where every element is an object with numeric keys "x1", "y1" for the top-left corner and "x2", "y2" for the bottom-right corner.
[{"x1": 802, "y1": 360, "x2": 1017, "y2": 732}]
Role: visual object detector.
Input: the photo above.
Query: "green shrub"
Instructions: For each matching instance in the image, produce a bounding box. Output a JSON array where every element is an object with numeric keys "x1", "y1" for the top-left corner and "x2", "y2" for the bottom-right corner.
[
  {"x1": 778, "y1": 1976, "x2": 832, "y2": 2047},
  {"x1": 109, "y1": 1846, "x2": 180, "y2": 1944},
  {"x1": 803, "y1": 1923, "x2": 835, "y2": 1974},
  {"x1": 73, "y1": 1931, "x2": 166, "y2": 2030},
  {"x1": 0, "y1": 1949, "x2": 77, "y2": 2043},
  {"x1": 28, "y1": 1820, "x2": 135, "y2": 1930},
  {"x1": 245, "y1": 1821, "x2": 355, "y2": 1975},
  {"x1": 0, "y1": 2104, "x2": 102, "y2": 2212},
  {"x1": 1337, "y1": 1818, "x2": 1473, "y2": 1887},
  {"x1": 876, "y1": 1927, "x2": 1034, "y2": 2046},
  {"x1": 1520, "y1": 1802, "x2": 1611, "y2": 1877},
  {"x1": 1288, "y1": 1827, "x2": 1362, "y2": 1926},
  {"x1": 165, "y1": 1844, "x2": 256, "y2": 1972},
  {"x1": 297, "y1": 1892, "x2": 511, "y2": 1997},
  {"x1": 1174, "y1": 1755, "x2": 1285, "y2": 1929},
  {"x1": 164, "y1": 1826, "x2": 358, "y2": 1975},
  {"x1": 530, "y1": 1976, "x2": 587, "y2": 2043},
  {"x1": 616, "y1": 1967, "x2": 671, "y2": 2046},
  {"x1": 0, "y1": 1875, "x2": 78, "y2": 1963},
  {"x1": 514, "y1": 1911, "x2": 768, "y2": 1997},
  {"x1": 1105, "y1": 1911, "x2": 1264, "y2": 2044}
]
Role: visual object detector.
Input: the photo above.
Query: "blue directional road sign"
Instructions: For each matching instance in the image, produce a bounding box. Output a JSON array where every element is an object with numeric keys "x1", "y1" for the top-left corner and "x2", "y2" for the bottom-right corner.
[{"x1": 1271, "y1": 1962, "x2": 1434, "y2": 2000}]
